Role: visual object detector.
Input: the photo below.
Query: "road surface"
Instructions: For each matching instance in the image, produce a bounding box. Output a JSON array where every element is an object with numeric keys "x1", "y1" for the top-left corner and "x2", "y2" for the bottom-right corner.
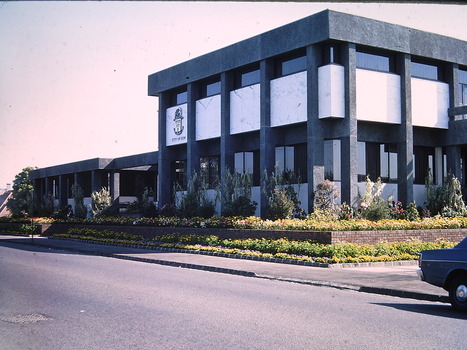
[{"x1": 1, "y1": 242, "x2": 465, "y2": 349}]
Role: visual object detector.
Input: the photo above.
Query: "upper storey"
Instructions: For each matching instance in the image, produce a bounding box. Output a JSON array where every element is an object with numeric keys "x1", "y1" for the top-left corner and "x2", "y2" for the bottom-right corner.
[{"x1": 148, "y1": 9, "x2": 467, "y2": 95}]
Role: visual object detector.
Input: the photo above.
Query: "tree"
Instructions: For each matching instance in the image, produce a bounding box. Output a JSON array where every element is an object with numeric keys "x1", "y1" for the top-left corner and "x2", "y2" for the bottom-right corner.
[{"x1": 7, "y1": 167, "x2": 36, "y2": 218}]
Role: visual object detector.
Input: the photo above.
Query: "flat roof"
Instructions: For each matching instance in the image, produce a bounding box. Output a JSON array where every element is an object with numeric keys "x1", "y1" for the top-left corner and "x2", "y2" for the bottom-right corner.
[{"x1": 148, "y1": 9, "x2": 467, "y2": 95}]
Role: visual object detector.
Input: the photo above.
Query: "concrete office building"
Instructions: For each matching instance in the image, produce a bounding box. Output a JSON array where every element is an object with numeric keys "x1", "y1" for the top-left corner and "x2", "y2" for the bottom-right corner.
[{"x1": 31, "y1": 10, "x2": 467, "y2": 217}]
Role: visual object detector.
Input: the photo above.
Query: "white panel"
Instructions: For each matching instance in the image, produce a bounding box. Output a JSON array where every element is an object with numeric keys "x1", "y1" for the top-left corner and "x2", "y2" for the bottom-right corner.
[
  {"x1": 412, "y1": 78, "x2": 449, "y2": 129},
  {"x1": 413, "y1": 185, "x2": 426, "y2": 207},
  {"x1": 270, "y1": 71, "x2": 307, "y2": 127},
  {"x1": 230, "y1": 84, "x2": 260, "y2": 134},
  {"x1": 166, "y1": 104, "x2": 188, "y2": 146},
  {"x1": 252, "y1": 186, "x2": 261, "y2": 217},
  {"x1": 318, "y1": 64, "x2": 345, "y2": 119},
  {"x1": 356, "y1": 69, "x2": 401, "y2": 124},
  {"x1": 196, "y1": 95, "x2": 221, "y2": 140}
]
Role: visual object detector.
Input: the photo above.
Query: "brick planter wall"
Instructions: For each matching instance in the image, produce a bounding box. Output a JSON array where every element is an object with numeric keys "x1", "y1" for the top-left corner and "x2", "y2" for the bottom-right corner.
[{"x1": 34, "y1": 223, "x2": 467, "y2": 245}]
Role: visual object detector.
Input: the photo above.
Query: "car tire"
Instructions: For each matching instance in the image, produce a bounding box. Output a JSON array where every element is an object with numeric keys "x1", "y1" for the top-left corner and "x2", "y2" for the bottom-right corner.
[{"x1": 449, "y1": 276, "x2": 467, "y2": 312}]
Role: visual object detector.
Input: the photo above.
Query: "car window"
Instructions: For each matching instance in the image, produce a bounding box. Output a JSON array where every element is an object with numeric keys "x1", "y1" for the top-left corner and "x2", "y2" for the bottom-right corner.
[{"x1": 455, "y1": 237, "x2": 467, "y2": 248}]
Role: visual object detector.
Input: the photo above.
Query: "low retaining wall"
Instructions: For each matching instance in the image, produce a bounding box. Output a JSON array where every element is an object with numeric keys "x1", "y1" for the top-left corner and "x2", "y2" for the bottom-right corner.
[
  {"x1": 1, "y1": 222, "x2": 465, "y2": 245},
  {"x1": 34, "y1": 223, "x2": 467, "y2": 245}
]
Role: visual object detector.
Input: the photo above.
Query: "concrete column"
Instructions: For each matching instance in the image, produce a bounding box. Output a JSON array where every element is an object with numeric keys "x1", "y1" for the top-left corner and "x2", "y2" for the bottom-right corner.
[
  {"x1": 110, "y1": 171, "x2": 120, "y2": 202},
  {"x1": 445, "y1": 64, "x2": 463, "y2": 182},
  {"x1": 44, "y1": 177, "x2": 50, "y2": 196},
  {"x1": 91, "y1": 170, "x2": 102, "y2": 193},
  {"x1": 158, "y1": 92, "x2": 172, "y2": 209},
  {"x1": 259, "y1": 59, "x2": 276, "y2": 218},
  {"x1": 307, "y1": 44, "x2": 325, "y2": 213},
  {"x1": 448, "y1": 64, "x2": 460, "y2": 118},
  {"x1": 397, "y1": 53, "x2": 414, "y2": 205},
  {"x1": 186, "y1": 83, "x2": 200, "y2": 176},
  {"x1": 340, "y1": 43, "x2": 359, "y2": 206},
  {"x1": 220, "y1": 71, "x2": 235, "y2": 214},
  {"x1": 58, "y1": 175, "x2": 68, "y2": 207},
  {"x1": 435, "y1": 147, "x2": 444, "y2": 186},
  {"x1": 446, "y1": 146, "x2": 462, "y2": 180}
]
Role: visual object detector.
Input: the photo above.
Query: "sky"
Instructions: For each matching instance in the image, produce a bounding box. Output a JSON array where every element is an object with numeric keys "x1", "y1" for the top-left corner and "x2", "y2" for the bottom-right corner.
[{"x1": 1, "y1": 1, "x2": 466, "y2": 189}]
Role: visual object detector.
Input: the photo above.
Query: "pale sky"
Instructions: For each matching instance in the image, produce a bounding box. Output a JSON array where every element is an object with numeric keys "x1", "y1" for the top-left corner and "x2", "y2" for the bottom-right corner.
[{"x1": 1, "y1": 1, "x2": 466, "y2": 189}]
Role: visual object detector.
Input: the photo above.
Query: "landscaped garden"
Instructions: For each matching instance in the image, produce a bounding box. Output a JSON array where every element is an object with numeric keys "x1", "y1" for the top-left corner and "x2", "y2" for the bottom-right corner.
[{"x1": 2, "y1": 167, "x2": 466, "y2": 265}]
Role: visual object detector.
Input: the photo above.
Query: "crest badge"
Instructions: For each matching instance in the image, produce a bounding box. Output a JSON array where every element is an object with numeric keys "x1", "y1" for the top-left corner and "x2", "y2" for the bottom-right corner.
[{"x1": 173, "y1": 107, "x2": 184, "y2": 135}]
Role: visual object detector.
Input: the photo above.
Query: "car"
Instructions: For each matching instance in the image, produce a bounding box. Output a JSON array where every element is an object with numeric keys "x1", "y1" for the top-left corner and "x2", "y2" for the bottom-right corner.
[{"x1": 417, "y1": 237, "x2": 467, "y2": 311}]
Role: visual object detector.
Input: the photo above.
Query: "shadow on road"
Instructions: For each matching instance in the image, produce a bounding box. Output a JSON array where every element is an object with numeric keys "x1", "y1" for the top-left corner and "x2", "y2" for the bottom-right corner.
[
  {"x1": 0, "y1": 235, "x2": 170, "y2": 257},
  {"x1": 373, "y1": 302, "x2": 467, "y2": 320}
]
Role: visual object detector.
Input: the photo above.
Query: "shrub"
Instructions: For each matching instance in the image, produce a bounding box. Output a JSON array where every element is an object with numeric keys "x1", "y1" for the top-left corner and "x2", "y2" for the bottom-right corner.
[
  {"x1": 266, "y1": 188, "x2": 295, "y2": 220},
  {"x1": 403, "y1": 202, "x2": 420, "y2": 221},
  {"x1": 264, "y1": 170, "x2": 302, "y2": 219},
  {"x1": 425, "y1": 171, "x2": 467, "y2": 217},
  {"x1": 126, "y1": 187, "x2": 158, "y2": 217},
  {"x1": 310, "y1": 180, "x2": 340, "y2": 221},
  {"x1": 91, "y1": 187, "x2": 112, "y2": 217},
  {"x1": 72, "y1": 184, "x2": 87, "y2": 218},
  {"x1": 221, "y1": 168, "x2": 257, "y2": 217},
  {"x1": 359, "y1": 177, "x2": 391, "y2": 221},
  {"x1": 175, "y1": 171, "x2": 216, "y2": 218}
]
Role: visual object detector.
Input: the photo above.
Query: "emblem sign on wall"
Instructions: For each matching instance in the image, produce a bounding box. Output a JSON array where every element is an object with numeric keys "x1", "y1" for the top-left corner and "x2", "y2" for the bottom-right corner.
[{"x1": 166, "y1": 104, "x2": 188, "y2": 146}]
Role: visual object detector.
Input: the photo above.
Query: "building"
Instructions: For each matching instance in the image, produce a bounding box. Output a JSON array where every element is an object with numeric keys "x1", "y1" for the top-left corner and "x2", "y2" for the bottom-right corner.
[
  {"x1": 0, "y1": 189, "x2": 12, "y2": 217},
  {"x1": 31, "y1": 10, "x2": 467, "y2": 217}
]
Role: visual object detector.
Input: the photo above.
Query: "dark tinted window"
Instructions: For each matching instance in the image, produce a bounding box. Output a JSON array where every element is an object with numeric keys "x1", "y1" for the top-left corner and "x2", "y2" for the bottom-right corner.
[
  {"x1": 170, "y1": 90, "x2": 187, "y2": 106},
  {"x1": 241, "y1": 69, "x2": 260, "y2": 87},
  {"x1": 357, "y1": 51, "x2": 391, "y2": 72},
  {"x1": 459, "y1": 69, "x2": 467, "y2": 84},
  {"x1": 200, "y1": 79, "x2": 221, "y2": 98},
  {"x1": 412, "y1": 61, "x2": 439, "y2": 80},
  {"x1": 281, "y1": 56, "x2": 307, "y2": 76},
  {"x1": 206, "y1": 81, "x2": 221, "y2": 96}
]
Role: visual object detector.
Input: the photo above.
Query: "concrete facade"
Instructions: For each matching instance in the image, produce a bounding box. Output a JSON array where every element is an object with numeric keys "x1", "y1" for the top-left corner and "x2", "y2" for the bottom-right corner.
[{"x1": 31, "y1": 10, "x2": 467, "y2": 217}]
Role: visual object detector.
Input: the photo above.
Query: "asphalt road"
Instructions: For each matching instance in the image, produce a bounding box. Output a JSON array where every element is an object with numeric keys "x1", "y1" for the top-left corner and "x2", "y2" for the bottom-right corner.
[{"x1": 1, "y1": 242, "x2": 466, "y2": 350}]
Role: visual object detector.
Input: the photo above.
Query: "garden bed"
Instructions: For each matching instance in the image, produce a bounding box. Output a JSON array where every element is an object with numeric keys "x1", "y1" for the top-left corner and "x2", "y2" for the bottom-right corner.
[{"x1": 28, "y1": 223, "x2": 467, "y2": 245}]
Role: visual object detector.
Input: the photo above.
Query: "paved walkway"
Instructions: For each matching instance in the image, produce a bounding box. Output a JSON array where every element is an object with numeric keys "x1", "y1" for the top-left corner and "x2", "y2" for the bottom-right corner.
[{"x1": 0, "y1": 234, "x2": 449, "y2": 304}]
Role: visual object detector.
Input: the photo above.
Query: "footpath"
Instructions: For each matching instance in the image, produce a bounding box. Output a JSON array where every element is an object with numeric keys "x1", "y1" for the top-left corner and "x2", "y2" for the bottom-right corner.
[{"x1": 0, "y1": 233, "x2": 449, "y2": 304}]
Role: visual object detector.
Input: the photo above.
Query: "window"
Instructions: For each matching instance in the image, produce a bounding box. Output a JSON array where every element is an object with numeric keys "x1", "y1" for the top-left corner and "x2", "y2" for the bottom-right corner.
[
  {"x1": 200, "y1": 156, "x2": 219, "y2": 188},
  {"x1": 411, "y1": 61, "x2": 439, "y2": 80},
  {"x1": 235, "y1": 152, "x2": 254, "y2": 174},
  {"x1": 235, "y1": 151, "x2": 260, "y2": 186},
  {"x1": 380, "y1": 144, "x2": 398, "y2": 183},
  {"x1": 173, "y1": 160, "x2": 187, "y2": 190},
  {"x1": 413, "y1": 147, "x2": 435, "y2": 185},
  {"x1": 234, "y1": 66, "x2": 260, "y2": 89},
  {"x1": 324, "y1": 140, "x2": 341, "y2": 181},
  {"x1": 275, "y1": 146, "x2": 294, "y2": 174},
  {"x1": 356, "y1": 51, "x2": 394, "y2": 73},
  {"x1": 200, "y1": 78, "x2": 221, "y2": 98},
  {"x1": 357, "y1": 142, "x2": 397, "y2": 183},
  {"x1": 459, "y1": 69, "x2": 467, "y2": 106},
  {"x1": 276, "y1": 52, "x2": 307, "y2": 77},
  {"x1": 170, "y1": 89, "x2": 187, "y2": 106},
  {"x1": 275, "y1": 144, "x2": 307, "y2": 182}
]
